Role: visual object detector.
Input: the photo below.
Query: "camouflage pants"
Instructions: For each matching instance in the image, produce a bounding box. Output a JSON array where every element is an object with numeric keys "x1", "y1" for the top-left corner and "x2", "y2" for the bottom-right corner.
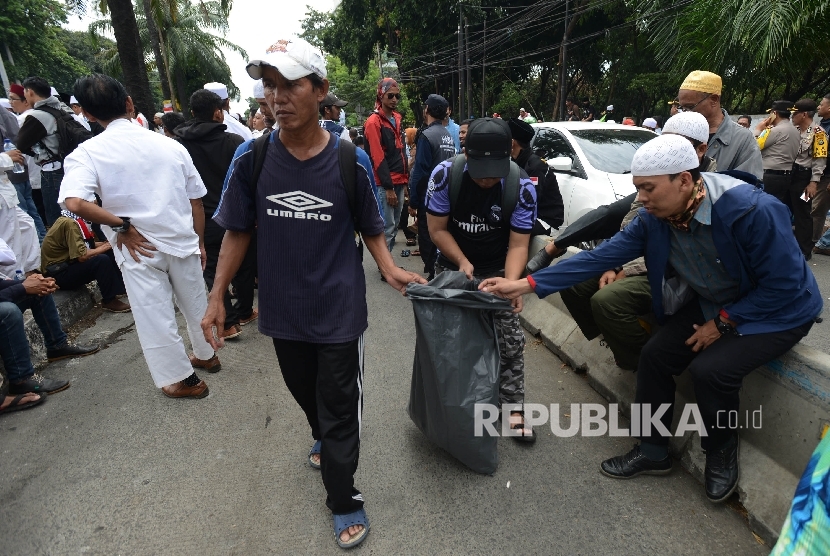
[{"x1": 435, "y1": 263, "x2": 526, "y2": 405}]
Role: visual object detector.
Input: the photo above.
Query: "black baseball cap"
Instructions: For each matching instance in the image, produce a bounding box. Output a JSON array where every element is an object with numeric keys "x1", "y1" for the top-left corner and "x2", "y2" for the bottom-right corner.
[
  {"x1": 794, "y1": 98, "x2": 818, "y2": 113},
  {"x1": 424, "y1": 94, "x2": 448, "y2": 112},
  {"x1": 507, "y1": 117, "x2": 535, "y2": 144},
  {"x1": 465, "y1": 117, "x2": 512, "y2": 179},
  {"x1": 322, "y1": 92, "x2": 348, "y2": 108},
  {"x1": 768, "y1": 100, "x2": 795, "y2": 113}
]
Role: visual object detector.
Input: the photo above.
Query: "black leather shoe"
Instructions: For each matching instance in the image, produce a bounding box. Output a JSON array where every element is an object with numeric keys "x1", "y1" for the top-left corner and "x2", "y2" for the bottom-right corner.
[
  {"x1": 10, "y1": 373, "x2": 70, "y2": 395},
  {"x1": 600, "y1": 444, "x2": 673, "y2": 479},
  {"x1": 46, "y1": 342, "x2": 100, "y2": 362},
  {"x1": 705, "y1": 435, "x2": 740, "y2": 503},
  {"x1": 524, "y1": 246, "x2": 556, "y2": 276}
]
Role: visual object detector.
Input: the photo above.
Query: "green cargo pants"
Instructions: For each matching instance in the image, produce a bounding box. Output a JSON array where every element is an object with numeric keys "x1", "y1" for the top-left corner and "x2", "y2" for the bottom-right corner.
[{"x1": 559, "y1": 275, "x2": 652, "y2": 370}]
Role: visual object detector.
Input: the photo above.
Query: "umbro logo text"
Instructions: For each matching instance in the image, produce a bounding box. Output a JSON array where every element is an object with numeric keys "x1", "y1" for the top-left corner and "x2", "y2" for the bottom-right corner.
[{"x1": 266, "y1": 191, "x2": 333, "y2": 221}]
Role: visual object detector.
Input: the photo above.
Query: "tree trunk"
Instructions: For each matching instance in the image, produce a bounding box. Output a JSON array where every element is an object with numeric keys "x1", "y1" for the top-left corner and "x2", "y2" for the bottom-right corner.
[
  {"x1": 140, "y1": 0, "x2": 170, "y2": 102},
  {"x1": 175, "y1": 65, "x2": 188, "y2": 114},
  {"x1": 106, "y1": 0, "x2": 154, "y2": 119}
]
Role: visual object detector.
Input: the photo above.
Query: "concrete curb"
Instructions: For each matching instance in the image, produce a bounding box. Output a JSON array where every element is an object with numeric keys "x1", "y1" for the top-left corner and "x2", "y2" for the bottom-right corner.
[
  {"x1": 16, "y1": 285, "x2": 101, "y2": 367},
  {"x1": 521, "y1": 236, "x2": 830, "y2": 546}
]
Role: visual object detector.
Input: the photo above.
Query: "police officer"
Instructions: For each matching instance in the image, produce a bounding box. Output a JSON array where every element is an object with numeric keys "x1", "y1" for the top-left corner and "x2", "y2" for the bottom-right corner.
[
  {"x1": 791, "y1": 98, "x2": 827, "y2": 259},
  {"x1": 408, "y1": 94, "x2": 456, "y2": 278},
  {"x1": 508, "y1": 118, "x2": 563, "y2": 235}
]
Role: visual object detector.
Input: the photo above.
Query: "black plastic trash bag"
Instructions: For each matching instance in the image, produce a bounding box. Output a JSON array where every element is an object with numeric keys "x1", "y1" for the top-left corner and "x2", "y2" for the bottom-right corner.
[{"x1": 406, "y1": 271, "x2": 513, "y2": 474}]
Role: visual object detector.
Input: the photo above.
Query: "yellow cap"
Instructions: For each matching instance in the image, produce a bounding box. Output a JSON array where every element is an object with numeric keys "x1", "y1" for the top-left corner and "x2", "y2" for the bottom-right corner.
[{"x1": 679, "y1": 71, "x2": 722, "y2": 95}]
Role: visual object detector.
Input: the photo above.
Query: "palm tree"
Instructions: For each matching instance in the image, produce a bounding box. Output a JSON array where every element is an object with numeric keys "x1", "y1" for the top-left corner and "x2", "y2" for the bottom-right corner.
[{"x1": 65, "y1": 0, "x2": 156, "y2": 120}]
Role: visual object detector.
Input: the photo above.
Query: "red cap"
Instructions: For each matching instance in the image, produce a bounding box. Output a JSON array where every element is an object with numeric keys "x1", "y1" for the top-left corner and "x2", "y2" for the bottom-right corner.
[{"x1": 9, "y1": 84, "x2": 24, "y2": 97}]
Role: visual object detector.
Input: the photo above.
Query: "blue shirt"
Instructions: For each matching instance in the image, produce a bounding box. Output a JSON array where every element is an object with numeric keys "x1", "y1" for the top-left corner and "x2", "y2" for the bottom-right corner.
[
  {"x1": 426, "y1": 159, "x2": 537, "y2": 275},
  {"x1": 213, "y1": 133, "x2": 384, "y2": 342},
  {"x1": 446, "y1": 119, "x2": 461, "y2": 153}
]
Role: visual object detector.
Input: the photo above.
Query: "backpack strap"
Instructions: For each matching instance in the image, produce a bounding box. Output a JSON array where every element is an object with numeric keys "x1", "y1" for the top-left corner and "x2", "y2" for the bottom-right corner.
[
  {"x1": 448, "y1": 153, "x2": 467, "y2": 214},
  {"x1": 248, "y1": 131, "x2": 272, "y2": 199},
  {"x1": 501, "y1": 161, "x2": 521, "y2": 225},
  {"x1": 337, "y1": 138, "x2": 358, "y2": 230}
]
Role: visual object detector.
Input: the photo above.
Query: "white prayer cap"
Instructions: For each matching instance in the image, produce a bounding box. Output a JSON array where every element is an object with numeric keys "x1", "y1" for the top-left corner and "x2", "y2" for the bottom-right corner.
[
  {"x1": 630, "y1": 134, "x2": 700, "y2": 177},
  {"x1": 69, "y1": 95, "x2": 79, "y2": 105},
  {"x1": 204, "y1": 82, "x2": 229, "y2": 100},
  {"x1": 0, "y1": 98, "x2": 10, "y2": 109},
  {"x1": 642, "y1": 117, "x2": 657, "y2": 129},
  {"x1": 606, "y1": 105, "x2": 614, "y2": 111},
  {"x1": 50, "y1": 87, "x2": 59, "y2": 97},
  {"x1": 662, "y1": 112, "x2": 709, "y2": 144},
  {"x1": 253, "y1": 79, "x2": 264, "y2": 99}
]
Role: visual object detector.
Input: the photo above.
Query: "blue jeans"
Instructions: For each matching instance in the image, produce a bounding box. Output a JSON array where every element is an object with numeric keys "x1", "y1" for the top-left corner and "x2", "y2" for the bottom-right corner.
[
  {"x1": 0, "y1": 302, "x2": 35, "y2": 382},
  {"x1": 13, "y1": 180, "x2": 47, "y2": 242},
  {"x1": 817, "y1": 226, "x2": 830, "y2": 249},
  {"x1": 18, "y1": 294, "x2": 67, "y2": 351},
  {"x1": 40, "y1": 168, "x2": 64, "y2": 226},
  {"x1": 378, "y1": 185, "x2": 405, "y2": 251}
]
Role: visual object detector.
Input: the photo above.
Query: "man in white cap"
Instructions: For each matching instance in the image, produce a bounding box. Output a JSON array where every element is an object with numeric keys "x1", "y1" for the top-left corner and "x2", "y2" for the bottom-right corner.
[
  {"x1": 68, "y1": 96, "x2": 92, "y2": 132},
  {"x1": 642, "y1": 117, "x2": 658, "y2": 132},
  {"x1": 204, "y1": 37, "x2": 424, "y2": 549},
  {"x1": 252, "y1": 79, "x2": 276, "y2": 131},
  {"x1": 203, "y1": 82, "x2": 253, "y2": 141},
  {"x1": 481, "y1": 133, "x2": 821, "y2": 504}
]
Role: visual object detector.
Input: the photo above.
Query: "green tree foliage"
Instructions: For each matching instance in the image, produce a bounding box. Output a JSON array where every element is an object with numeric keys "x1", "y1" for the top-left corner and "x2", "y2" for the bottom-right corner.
[{"x1": 0, "y1": 0, "x2": 90, "y2": 94}]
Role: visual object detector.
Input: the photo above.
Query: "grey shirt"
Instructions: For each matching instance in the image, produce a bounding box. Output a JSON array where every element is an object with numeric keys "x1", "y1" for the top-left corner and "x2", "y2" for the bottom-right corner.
[
  {"x1": 759, "y1": 119, "x2": 801, "y2": 171},
  {"x1": 708, "y1": 108, "x2": 763, "y2": 178}
]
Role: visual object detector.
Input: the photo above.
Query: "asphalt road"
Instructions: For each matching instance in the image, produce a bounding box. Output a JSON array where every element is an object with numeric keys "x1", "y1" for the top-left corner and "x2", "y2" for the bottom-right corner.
[{"x1": 0, "y1": 236, "x2": 770, "y2": 555}]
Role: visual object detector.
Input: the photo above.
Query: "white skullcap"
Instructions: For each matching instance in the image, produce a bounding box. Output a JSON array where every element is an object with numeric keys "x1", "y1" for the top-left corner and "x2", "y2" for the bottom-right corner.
[
  {"x1": 630, "y1": 134, "x2": 700, "y2": 177},
  {"x1": 0, "y1": 98, "x2": 10, "y2": 109},
  {"x1": 69, "y1": 95, "x2": 78, "y2": 105},
  {"x1": 50, "y1": 87, "x2": 59, "y2": 97},
  {"x1": 662, "y1": 111, "x2": 709, "y2": 144},
  {"x1": 253, "y1": 79, "x2": 264, "y2": 99},
  {"x1": 642, "y1": 117, "x2": 657, "y2": 129},
  {"x1": 606, "y1": 105, "x2": 614, "y2": 111},
  {"x1": 204, "y1": 82, "x2": 229, "y2": 100}
]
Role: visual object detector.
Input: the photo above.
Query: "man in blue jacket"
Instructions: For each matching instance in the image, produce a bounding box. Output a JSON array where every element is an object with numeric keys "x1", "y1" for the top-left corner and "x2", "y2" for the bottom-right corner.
[{"x1": 480, "y1": 134, "x2": 822, "y2": 503}]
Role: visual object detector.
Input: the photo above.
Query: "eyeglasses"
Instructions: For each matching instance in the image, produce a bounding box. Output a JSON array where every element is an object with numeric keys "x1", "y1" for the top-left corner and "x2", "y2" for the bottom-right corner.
[
  {"x1": 385, "y1": 93, "x2": 401, "y2": 100},
  {"x1": 677, "y1": 94, "x2": 711, "y2": 113},
  {"x1": 8, "y1": 96, "x2": 22, "y2": 102}
]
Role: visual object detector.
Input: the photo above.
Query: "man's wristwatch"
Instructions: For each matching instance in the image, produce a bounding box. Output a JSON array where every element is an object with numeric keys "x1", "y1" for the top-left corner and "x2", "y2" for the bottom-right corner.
[
  {"x1": 111, "y1": 217, "x2": 131, "y2": 233},
  {"x1": 716, "y1": 316, "x2": 737, "y2": 336}
]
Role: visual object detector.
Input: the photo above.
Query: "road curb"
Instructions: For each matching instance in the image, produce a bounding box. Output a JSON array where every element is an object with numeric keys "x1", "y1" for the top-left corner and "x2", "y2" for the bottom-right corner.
[{"x1": 522, "y1": 236, "x2": 830, "y2": 545}]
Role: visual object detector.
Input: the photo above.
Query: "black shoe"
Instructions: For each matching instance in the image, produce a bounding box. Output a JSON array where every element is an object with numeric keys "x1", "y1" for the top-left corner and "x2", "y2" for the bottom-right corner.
[
  {"x1": 600, "y1": 444, "x2": 673, "y2": 479},
  {"x1": 9, "y1": 373, "x2": 70, "y2": 395},
  {"x1": 524, "y1": 246, "x2": 556, "y2": 276},
  {"x1": 46, "y1": 342, "x2": 100, "y2": 362},
  {"x1": 705, "y1": 435, "x2": 740, "y2": 503}
]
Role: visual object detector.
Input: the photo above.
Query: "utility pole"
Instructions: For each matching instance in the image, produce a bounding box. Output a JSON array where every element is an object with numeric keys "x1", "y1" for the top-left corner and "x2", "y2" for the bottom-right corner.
[
  {"x1": 433, "y1": 51, "x2": 438, "y2": 93},
  {"x1": 559, "y1": 0, "x2": 569, "y2": 122},
  {"x1": 465, "y1": 17, "x2": 472, "y2": 118},
  {"x1": 377, "y1": 43, "x2": 384, "y2": 78},
  {"x1": 481, "y1": 19, "x2": 486, "y2": 117},
  {"x1": 458, "y1": 3, "x2": 464, "y2": 122}
]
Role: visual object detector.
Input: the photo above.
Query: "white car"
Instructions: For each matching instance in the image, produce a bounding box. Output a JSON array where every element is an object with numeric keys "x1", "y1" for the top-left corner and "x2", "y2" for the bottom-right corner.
[{"x1": 530, "y1": 122, "x2": 656, "y2": 228}]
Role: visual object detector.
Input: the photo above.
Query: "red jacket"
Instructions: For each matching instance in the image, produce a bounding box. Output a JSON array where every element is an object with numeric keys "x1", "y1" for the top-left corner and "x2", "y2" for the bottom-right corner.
[{"x1": 364, "y1": 110, "x2": 408, "y2": 189}]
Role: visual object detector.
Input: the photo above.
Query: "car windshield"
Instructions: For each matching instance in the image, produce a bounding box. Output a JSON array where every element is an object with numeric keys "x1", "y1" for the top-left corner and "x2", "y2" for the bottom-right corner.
[{"x1": 568, "y1": 129, "x2": 655, "y2": 174}]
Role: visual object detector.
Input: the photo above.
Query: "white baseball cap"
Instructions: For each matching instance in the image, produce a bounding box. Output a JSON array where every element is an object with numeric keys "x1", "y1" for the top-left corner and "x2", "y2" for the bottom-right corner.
[
  {"x1": 204, "y1": 82, "x2": 229, "y2": 100},
  {"x1": 631, "y1": 134, "x2": 700, "y2": 177},
  {"x1": 69, "y1": 95, "x2": 79, "y2": 105},
  {"x1": 642, "y1": 117, "x2": 658, "y2": 129},
  {"x1": 247, "y1": 38, "x2": 327, "y2": 81}
]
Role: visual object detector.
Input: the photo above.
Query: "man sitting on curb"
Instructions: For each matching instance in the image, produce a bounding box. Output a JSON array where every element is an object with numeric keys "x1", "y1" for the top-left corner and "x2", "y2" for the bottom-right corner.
[
  {"x1": 480, "y1": 134, "x2": 821, "y2": 503},
  {"x1": 558, "y1": 111, "x2": 716, "y2": 370},
  {"x1": 0, "y1": 269, "x2": 98, "y2": 397},
  {"x1": 40, "y1": 210, "x2": 130, "y2": 313}
]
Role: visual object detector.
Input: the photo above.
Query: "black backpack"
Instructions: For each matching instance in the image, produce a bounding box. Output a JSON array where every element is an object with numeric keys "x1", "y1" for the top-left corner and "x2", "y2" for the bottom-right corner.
[
  {"x1": 248, "y1": 132, "x2": 364, "y2": 255},
  {"x1": 448, "y1": 153, "x2": 521, "y2": 223},
  {"x1": 36, "y1": 105, "x2": 94, "y2": 161}
]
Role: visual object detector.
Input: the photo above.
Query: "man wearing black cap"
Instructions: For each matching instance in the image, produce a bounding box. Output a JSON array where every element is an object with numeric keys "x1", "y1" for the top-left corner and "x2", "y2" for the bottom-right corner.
[
  {"x1": 426, "y1": 117, "x2": 538, "y2": 441},
  {"x1": 791, "y1": 98, "x2": 827, "y2": 258},
  {"x1": 408, "y1": 94, "x2": 456, "y2": 277},
  {"x1": 319, "y1": 92, "x2": 350, "y2": 141},
  {"x1": 508, "y1": 117, "x2": 563, "y2": 235}
]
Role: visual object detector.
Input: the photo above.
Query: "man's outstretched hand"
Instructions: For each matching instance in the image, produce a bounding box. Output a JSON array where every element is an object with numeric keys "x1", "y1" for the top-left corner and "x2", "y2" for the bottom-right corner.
[
  {"x1": 383, "y1": 267, "x2": 426, "y2": 294},
  {"x1": 478, "y1": 277, "x2": 533, "y2": 300}
]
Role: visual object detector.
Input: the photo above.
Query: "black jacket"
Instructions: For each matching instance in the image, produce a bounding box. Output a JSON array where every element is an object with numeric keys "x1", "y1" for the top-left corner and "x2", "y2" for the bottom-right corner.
[
  {"x1": 174, "y1": 120, "x2": 244, "y2": 216},
  {"x1": 514, "y1": 148, "x2": 563, "y2": 229}
]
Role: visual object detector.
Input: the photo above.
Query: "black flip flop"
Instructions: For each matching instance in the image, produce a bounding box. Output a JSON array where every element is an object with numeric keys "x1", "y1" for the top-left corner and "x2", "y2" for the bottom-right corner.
[
  {"x1": 400, "y1": 250, "x2": 410, "y2": 257},
  {"x1": 0, "y1": 393, "x2": 46, "y2": 416}
]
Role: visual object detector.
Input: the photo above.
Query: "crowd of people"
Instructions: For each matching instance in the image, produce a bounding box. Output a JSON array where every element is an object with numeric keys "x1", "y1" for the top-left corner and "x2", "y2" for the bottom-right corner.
[{"x1": 1, "y1": 34, "x2": 828, "y2": 549}]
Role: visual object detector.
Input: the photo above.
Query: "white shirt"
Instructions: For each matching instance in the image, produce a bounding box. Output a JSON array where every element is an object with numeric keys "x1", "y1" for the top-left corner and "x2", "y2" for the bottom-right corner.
[
  {"x1": 59, "y1": 118, "x2": 207, "y2": 264},
  {"x1": 0, "y1": 153, "x2": 20, "y2": 208},
  {"x1": 222, "y1": 111, "x2": 253, "y2": 141}
]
